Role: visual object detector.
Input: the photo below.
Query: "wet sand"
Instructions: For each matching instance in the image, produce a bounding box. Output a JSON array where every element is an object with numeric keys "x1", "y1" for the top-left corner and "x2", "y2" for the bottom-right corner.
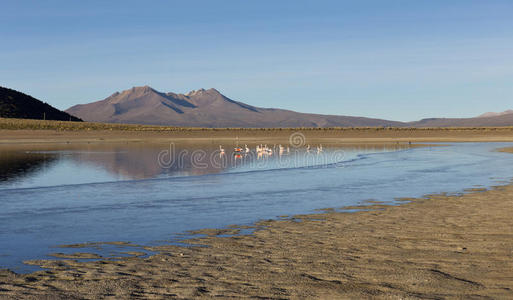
[{"x1": 1, "y1": 181, "x2": 513, "y2": 298}]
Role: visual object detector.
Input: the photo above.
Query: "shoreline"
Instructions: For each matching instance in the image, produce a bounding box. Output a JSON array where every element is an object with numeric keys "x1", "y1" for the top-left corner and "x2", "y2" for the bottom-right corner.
[
  {"x1": 3, "y1": 117, "x2": 513, "y2": 145},
  {"x1": 1, "y1": 172, "x2": 513, "y2": 298},
  {"x1": 3, "y1": 127, "x2": 513, "y2": 145}
]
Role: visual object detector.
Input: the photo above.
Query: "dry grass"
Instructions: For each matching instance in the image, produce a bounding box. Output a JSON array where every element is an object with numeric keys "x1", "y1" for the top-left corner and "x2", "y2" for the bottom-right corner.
[{"x1": 3, "y1": 117, "x2": 513, "y2": 132}]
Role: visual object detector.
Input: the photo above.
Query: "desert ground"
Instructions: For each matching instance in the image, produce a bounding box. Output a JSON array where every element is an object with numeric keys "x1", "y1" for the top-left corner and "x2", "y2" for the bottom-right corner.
[
  {"x1": 1, "y1": 121, "x2": 513, "y2": 299},
  {"x1": 3, "y1": 118, "x2": 513, "y2": 145}
]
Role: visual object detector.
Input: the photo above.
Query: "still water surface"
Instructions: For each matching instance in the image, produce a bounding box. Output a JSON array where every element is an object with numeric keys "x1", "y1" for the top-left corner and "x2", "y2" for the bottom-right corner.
[{"x1": 0, "y1": 142, "x2": 512, "y2": 272}]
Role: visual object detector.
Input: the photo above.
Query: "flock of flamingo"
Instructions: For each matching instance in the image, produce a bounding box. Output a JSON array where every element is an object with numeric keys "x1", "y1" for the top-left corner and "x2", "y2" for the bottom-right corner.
[{"x1": 218, "y1": 144, "x2": 323, "y2": 157}]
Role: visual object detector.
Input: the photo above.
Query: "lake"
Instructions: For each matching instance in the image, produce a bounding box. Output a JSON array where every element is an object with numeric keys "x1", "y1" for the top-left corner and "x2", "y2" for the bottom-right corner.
[{"x1": 1, "y1": 141, "x2": 512, "y2": 273}]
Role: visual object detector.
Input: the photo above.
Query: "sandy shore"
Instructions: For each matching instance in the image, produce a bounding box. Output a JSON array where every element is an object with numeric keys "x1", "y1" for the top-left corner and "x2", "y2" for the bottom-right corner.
[
  {"x1": 3, "y1": 127, "x2": 513, "y2": 145},
  {"x1": 1, "y1": 180, "x2": 513, "y2": 298}
]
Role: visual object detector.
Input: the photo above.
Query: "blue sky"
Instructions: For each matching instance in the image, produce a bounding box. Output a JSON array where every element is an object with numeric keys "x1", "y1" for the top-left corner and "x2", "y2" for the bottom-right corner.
[{"x1": 1, "y1": 0, "x2": 512, "y2": 121}]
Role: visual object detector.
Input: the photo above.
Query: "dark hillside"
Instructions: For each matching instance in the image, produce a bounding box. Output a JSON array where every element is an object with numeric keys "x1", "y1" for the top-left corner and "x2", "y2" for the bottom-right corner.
[{"x1": 0, "y1": 86, "x2": 82, "y2": 121}]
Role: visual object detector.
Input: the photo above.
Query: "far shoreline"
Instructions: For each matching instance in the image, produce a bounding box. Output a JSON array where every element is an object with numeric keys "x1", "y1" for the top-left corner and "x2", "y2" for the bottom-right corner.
[{"x1": 3, "y1": 118, "x2": 513, "y2": 145}]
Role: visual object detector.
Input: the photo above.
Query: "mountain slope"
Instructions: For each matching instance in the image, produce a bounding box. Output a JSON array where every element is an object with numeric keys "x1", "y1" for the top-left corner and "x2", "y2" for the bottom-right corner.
[
  {"x1": 0, "y1": 86, "x2": 82, "y2": 121},
  {"x1": 66, "y1": 86, "x2": 404, "y2": 128},
  {"x1": 408, "y1": 113, "x2": 513, "y2": 127},
  {"x1": 66, "y1": 86, "x2": 513, "y2": 128},
  {"x1": 477, "y1": 110, "x2": 513, "y2": 118}
]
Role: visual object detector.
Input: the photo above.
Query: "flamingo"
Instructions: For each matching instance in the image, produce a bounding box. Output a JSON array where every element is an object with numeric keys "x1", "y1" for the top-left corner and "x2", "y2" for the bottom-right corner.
[
  {"x1": 245, "y1": 144, "x2": 250, "y2": 153},
  {"x1": 306, "y1": 145, "x2": 311, "y2": 152},
  {"x1": 317, "y1": 144, "x2": 323, "y2": 153},
  {"x1": 219, "y1": 145, "x2": 225, "y2": 154}
]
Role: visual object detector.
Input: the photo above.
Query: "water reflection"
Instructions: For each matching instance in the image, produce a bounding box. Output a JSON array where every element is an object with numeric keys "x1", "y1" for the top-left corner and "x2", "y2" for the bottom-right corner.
[
  {"x1": 5, "y1": 142, "x2": 511, "y2": 273},
  {"x1": 0, "y1": 151, "x2": 58, "y2": 183},
  {"x1": 0, "y1": 142, "x2": 411, "y2": 189}
]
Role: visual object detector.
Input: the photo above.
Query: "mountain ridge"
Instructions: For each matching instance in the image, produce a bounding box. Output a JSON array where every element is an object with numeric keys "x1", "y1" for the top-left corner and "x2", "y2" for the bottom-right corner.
[
  {"x1": 65, "y1": 85, "x2": 513, "y2": 128},
  {"x1": 477, "y1": 110, "x2": 513, "y2": 118},
  {"x1": 66, "y1": 86, "x2": 404, "y2": 128}
]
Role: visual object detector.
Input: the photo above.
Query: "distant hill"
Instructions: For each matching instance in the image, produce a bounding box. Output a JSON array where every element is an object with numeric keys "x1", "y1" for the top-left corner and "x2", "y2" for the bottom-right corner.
[
  {"x1": 0, "y1": 86, "x2": 82, "y2": 121},
  {"x1": 66, "y1": 86, "x2": 403, "y2": 128},
  {"x1": 477, "y1": 110, "x2": 513, "y2": 118},
  {"x1": 408, "y1": 113, "x2": 513, "y2": 127}
]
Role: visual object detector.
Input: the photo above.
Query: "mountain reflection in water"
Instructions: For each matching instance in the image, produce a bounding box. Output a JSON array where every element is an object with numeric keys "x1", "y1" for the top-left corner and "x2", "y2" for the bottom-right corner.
[{"x1": 0, "y1": 142, "x2": 409, "y2": 189}]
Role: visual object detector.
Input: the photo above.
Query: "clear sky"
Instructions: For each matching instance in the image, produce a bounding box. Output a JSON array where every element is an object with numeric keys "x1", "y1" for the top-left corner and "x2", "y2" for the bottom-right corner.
[{"x1": 1, "y1": 0, "x2": 512, "y2": 121}]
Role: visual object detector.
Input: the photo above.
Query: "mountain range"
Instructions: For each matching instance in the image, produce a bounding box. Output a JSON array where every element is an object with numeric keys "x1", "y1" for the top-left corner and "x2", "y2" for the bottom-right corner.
[
  {"x1": 2, "y1": 85, "x2": 512, "y2": 128},
  {"x1": 0, "y1": 86, "x2": 81, "y2": 122},
  {"x1": 66, "y1": 86, "x2": 513, "y2": 128},
  {"x1": 66, "y1": 86, "x2": 406, "y2": 128}
]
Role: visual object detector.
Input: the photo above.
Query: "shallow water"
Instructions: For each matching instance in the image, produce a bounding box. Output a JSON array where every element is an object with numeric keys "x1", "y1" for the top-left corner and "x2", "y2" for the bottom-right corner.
[{"x1": 0, "y1": 142, "x2": 512, "y2": 273}]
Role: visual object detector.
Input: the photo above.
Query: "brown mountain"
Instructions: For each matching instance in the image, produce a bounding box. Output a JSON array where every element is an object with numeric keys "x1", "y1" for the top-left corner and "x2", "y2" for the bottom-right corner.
[
  {"x1": 477, "y1": 110, "x2": 513, "y2": 118},
  {"x1": 408, "y1": 113, "x2": 513, "y2": 127},
  {"x1": 66, "y1": 86, "x2": 513, "y2": 128},
  {"x1": 66, "y1": 86, "x2": 404, "y2": 128}
]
